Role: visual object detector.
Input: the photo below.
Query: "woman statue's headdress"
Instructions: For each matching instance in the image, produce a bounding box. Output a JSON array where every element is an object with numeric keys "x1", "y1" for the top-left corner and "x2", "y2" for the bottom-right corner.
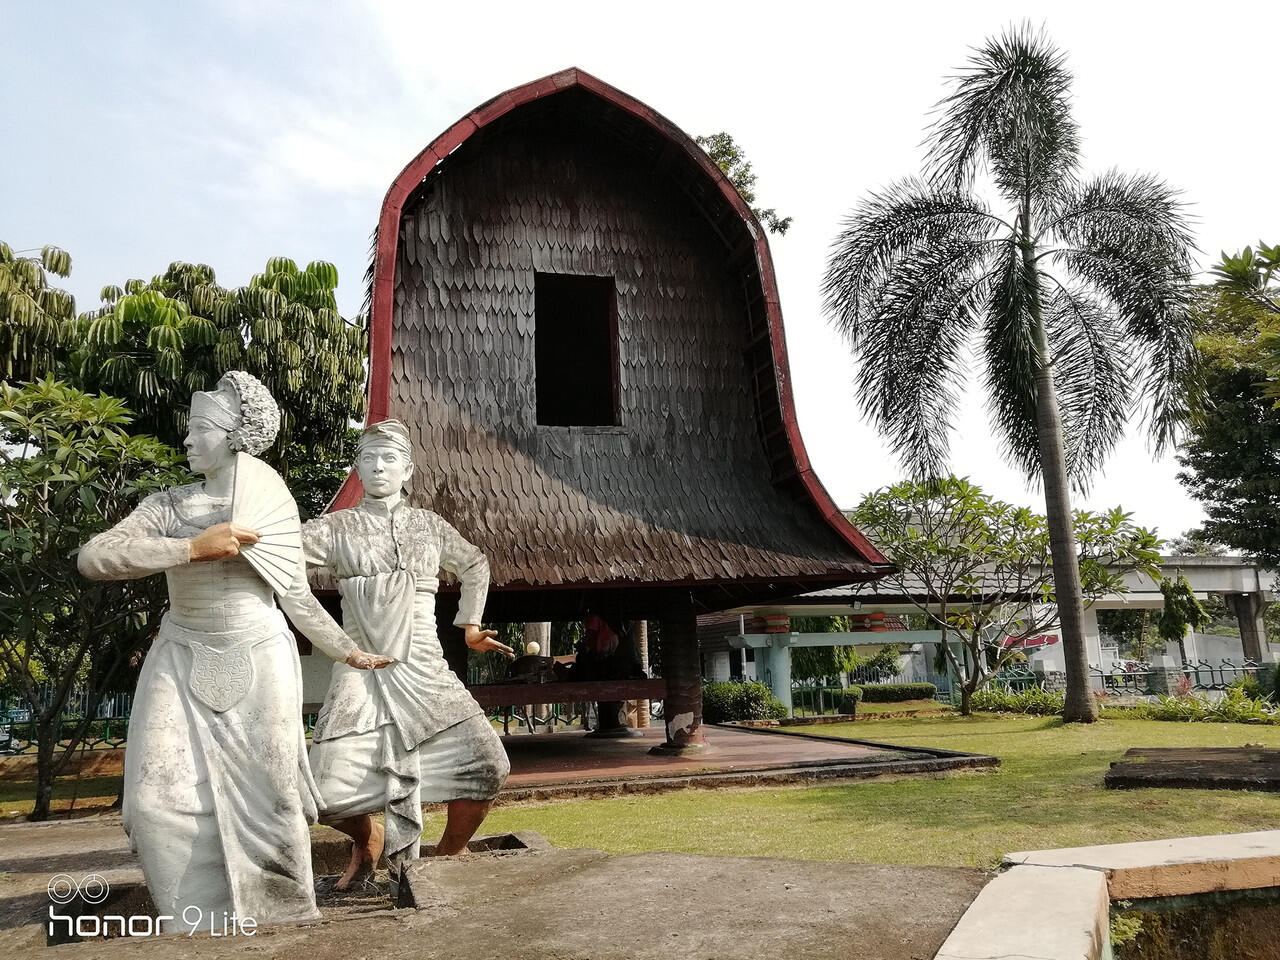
[{"x1": 190, "y1": 371, "x2": 280, "y2": 456}]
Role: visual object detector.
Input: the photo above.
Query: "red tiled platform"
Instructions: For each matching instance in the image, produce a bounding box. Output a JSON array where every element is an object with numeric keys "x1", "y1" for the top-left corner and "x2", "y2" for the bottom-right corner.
[{"x1": 498, "y1": 725, "x2": 995, "y2": 799}]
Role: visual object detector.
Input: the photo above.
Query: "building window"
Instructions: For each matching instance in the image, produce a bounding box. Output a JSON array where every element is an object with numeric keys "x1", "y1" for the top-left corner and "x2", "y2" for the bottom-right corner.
[{"x1": 535, "y1": 272, "x2": 618, "y2": 426}]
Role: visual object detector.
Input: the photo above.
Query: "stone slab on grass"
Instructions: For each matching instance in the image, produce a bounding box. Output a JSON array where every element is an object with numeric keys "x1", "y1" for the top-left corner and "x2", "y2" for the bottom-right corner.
[{"x1": 1104, "y1": 746, "x2": 1280, "y2": 791}]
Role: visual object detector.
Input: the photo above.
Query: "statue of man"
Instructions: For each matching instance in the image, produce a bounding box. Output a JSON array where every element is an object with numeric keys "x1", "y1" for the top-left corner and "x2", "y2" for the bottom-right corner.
[
  {"x1": 304, "y1": 419, "x2": 512, "y2": 890},
  {"x1": 78, "y1": 371, "x2": 390, "y2": 931}
]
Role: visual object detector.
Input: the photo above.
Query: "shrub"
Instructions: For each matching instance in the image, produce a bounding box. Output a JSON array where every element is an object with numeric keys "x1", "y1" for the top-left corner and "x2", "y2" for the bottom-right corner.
[
  {"x1": 857, "y1": 682, "x2": 937, "y2": 703},
  {"x1": 837, "y1": 686, "x2": 864, "y2": 715},
  {"x1": 1134, "y1": 688, "x2": 1280, "y2": 725},
  {"x1": 1229, "y1": 674, "x2": 1265, "y2": 701},
  {"x1": 970, "y1": 685, "x2": 1065, "y2": 716},
  {"x1": 702, "y1": 681, "x2": 788, "y2": 724},
  {"x1": 1257, "y1": 664, "x2": 1278, "y2": 701}
]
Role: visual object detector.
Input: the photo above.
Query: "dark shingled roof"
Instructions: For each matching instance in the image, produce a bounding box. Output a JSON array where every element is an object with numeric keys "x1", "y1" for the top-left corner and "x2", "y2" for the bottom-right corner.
[{"x1": 332, "y1": 68, "x2": 891, "y2": 615}]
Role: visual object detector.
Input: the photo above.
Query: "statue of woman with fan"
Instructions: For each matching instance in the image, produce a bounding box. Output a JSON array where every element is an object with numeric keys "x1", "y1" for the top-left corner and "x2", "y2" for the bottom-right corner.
[{"x1": 78, "y1": 370, "x2": 391, "y2": 931}]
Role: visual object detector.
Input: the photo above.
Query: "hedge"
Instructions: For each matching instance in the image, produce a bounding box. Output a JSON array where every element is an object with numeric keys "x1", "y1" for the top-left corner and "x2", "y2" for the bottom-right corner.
[
  {"x1": 837, "y1": 686, "x2": 864, "y2": 715},
  {"x1": 702, "y1": 681, "x2": 788, "y2": 724},
  {"x1": 854, "y1": 682, "x2": 937, "y2": 703}
]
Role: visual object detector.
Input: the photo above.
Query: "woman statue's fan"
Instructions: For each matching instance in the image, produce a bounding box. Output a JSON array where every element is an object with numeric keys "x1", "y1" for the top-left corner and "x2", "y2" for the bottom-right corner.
[{"x1": 231, "y1": 453, "x2": 302, "y2": 596}]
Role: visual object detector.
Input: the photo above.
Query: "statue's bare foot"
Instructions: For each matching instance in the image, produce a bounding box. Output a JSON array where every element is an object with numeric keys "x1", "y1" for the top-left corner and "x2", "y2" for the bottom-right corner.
[{"x1": 335, "y1": 819, "x2": 384, "y2": 891}]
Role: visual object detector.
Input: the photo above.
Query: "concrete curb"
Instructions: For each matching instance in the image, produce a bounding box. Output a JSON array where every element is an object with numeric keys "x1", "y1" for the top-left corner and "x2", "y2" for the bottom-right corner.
[
  {"x1": 496, "y1": 753, "x2": 996, "y2": 803},
  {"x1": 935, "y1": 830, "x2": 1280, "y2": 960},
  {"x1": 935, "y1": 864, "x2": 1109, "y2": 960},
  {"x1": 1004, "y1": 830, "x2": 1280, "y2": 900}
]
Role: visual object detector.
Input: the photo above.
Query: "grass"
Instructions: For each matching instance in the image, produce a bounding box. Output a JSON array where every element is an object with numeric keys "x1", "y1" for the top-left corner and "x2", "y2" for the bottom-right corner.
[
  {"x1": 0, "y1": 774, "x2": 121, "y2": 818},
  {"x1": 449, "y1": 715, "x2": 1280, "y2": 869},
  {"x1": 856, "y1": 699, "x2": 952, "y2": 715},
  {"x1": 8, "y1": 715, "x2": 1280, "y2": 870}
]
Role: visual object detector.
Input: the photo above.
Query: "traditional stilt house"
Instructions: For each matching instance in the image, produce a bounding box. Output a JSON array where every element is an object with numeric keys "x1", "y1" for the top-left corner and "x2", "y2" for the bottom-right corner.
[{"x1": 332, "y1": 68, "x2": 891, "y2": 750}]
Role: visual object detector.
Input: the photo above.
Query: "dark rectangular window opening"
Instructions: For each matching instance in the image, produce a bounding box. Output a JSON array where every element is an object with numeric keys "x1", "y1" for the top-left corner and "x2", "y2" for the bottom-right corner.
[{"x1": 535, "y1": 272, "x2": 618, "y2": 427}]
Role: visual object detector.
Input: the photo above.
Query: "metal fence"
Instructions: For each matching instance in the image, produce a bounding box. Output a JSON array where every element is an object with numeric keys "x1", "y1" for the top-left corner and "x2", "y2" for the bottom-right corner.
[
  {"x1": 788, "y1": 670, "x2": 953, "y2": 716},
  {"x1": 1089, "y1": 661, "x2": 1155, "y2": 697},
  {"x1": 789, "y1": 679, "x2": 849, "y2": 717},
  {"x1": 1185, "y1": 658, "x2": 1259, "y2": 691},
  {"x1": 1, "y1": 687, "x2": 134, "y2": 755}
]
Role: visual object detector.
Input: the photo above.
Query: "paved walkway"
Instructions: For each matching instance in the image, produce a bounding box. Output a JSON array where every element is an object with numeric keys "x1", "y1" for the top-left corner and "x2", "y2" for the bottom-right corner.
[{"x1": 0, "y1": 827, "x2": 986, "y2": 959}]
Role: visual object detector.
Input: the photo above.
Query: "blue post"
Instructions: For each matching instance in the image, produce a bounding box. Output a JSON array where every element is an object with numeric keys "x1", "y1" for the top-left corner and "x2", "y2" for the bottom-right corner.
[{"x1": 769, "y1": 636, "x2": 793, "y2": 715}]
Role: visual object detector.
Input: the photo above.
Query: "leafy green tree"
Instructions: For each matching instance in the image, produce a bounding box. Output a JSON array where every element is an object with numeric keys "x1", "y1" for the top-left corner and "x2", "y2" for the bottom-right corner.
[
  {"x1": 787, "y1": 616, "x2": 902, "y2": 685},
  {"x1": 71, "y1": 257, "x2": 367, "y2": 516},
  {"x1": 0, "y1": 243, "x2": 75, "y2": 385},
  {"x1": 852, "y1": 477, "x2": 1162, "y2": 715},
  {"x1": 0, "y1": 380, "x2": 187, "y2": 819},
  {"x1": 823, "y1": 25, "x2": 1195, "y2": 722},
  {"x1": 281, "y1": 430, "x2": 361, "y2": 521},
  {"x1": 1097, "y1": 608, "x2": 1156, "y2": 660},
  {"x1": 1176, "y1": 281, "x2": 1280, "y2": 565},
  {"x1": 1167, "y1": 527, "x2": 1227, "y2": 558},
  {"x1": 1158, "y1": 573, "x2": 1211, "y2": 667},
  {"x1": 1211, "y1": 241, "x2": 1280, "y2": 317},
  {"x1": 696, "y1": 132, "x2": 793, "y2": 235}
]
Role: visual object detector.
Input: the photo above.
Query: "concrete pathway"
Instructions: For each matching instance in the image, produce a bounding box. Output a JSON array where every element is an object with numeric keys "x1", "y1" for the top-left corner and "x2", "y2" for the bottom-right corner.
[{"x1": 0, "y1": 828, "x2": 987, "y2": 960}]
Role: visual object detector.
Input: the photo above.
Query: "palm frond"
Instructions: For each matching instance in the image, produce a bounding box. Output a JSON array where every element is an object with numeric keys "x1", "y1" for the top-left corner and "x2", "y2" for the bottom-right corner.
[
  {"x1": 1048, "y1": 171, "x2": 1196, "y2": 450},
  {"x1": 845, "y1": 234, "x2": 997, "y2": 478},
  {"x1": 926, "y1": 22, "x2": 1080, "y2": 203},
  {"x1": 1043, "y1": 280, "x2": 1131, "y2": 485},
  {"x1": 981, "y1": 243, "x2": 1041, "y2": 478},
  {"x1": 824, "y1": 179, "x2": 1003, "y2": 338}
]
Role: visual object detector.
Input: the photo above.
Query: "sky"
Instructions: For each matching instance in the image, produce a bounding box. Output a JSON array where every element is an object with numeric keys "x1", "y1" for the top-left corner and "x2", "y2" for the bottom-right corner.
[{"x1": 5, "y1": 1, "x2": 1278, "y2": 543}]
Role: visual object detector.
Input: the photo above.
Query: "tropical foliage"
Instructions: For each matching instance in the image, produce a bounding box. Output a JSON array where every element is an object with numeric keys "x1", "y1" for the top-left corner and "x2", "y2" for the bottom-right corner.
[
  {"x1": 696, "y1": 132, "x2": 793, "y2": 235},
  {"x1": 787, "y1": 616, "x2": 902, "y2": 684},
  {"x1": 71, "y1": 257, "x2": 366, "y2": 478},
  {"x1": 0, "y1": 380, "x2": 187, "y2": 820},
  {"x1": 823, "y1": 25, "x2": 1195, "y2": 722},
  {"x1": 1177, "y1": 260, "x2": 1280, "y2": 565},
  {"x1": 852, "y1": 477, "x2": 1162, "y2": 715},
  {"x1": 0, "y1": 243, "x2": 75, "y2": 385},
  {"x1": 1157, "y1": 573, "x2": 1211, "y2": 666}
]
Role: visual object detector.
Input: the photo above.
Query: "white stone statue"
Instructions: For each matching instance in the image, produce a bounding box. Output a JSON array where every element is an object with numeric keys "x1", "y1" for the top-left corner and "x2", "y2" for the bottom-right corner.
[
  {"x1": 303, "y1": 419, "x2": 512, "y2": 890},
  {"x1": 77, "y1": 371, "x2": 390, "y2": 931}
]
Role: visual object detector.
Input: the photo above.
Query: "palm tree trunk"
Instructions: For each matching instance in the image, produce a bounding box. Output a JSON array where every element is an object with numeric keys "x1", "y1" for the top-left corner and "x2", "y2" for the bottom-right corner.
[{"x1": 1025, "y1": 244, "x2": 1098, "y2": 724}]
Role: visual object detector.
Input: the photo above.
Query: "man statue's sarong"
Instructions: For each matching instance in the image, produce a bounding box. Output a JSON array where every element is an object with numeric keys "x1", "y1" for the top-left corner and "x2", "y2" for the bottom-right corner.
[{"x1": 303, "y1": 497, "x2": 509, "y2": 872}]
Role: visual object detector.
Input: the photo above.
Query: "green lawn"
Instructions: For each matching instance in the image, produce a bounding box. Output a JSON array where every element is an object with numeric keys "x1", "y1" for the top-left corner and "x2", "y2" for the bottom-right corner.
[
  {"x1": 8, "y1": 715, "x2": 1280, "y2": 870},
  {"x1": 453, "y1": 715, "x2": 1280, "y2": 869}
]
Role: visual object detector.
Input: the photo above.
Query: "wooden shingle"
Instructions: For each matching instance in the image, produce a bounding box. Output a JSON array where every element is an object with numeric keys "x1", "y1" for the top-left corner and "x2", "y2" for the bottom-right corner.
[{"x1": 335, "y1": 70, "x2": 891, "y2": 617}]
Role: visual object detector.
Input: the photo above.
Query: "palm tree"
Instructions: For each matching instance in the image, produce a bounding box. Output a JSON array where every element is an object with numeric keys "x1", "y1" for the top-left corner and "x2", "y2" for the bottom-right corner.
[{"x1": 823, "y1": 24, "x2": 1195, "y2": 722}]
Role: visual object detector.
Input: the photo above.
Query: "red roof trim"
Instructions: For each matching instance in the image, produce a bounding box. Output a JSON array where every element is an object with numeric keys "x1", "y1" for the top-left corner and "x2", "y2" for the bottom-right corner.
[{"x1": 338, "y1": 67, "x2": 887, "y2": 567}]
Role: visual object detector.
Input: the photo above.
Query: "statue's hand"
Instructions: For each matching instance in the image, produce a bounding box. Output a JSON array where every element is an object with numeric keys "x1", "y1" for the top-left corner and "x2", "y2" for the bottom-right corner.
[
  {"x1": 188, "y1": 522, "x2": 260, "y2": 563},
  {"x1": 464, "y1": 625, "x2": 515, "y2": 659},
  {"x1": 345, "y1": 649, "x2": 394, "y2": 670}
]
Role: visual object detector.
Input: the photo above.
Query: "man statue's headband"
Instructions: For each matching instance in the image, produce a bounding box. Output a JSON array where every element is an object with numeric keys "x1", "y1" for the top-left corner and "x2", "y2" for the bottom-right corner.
[{"x1": 358, "y1": 419, "x2": 412, "y2": 457}]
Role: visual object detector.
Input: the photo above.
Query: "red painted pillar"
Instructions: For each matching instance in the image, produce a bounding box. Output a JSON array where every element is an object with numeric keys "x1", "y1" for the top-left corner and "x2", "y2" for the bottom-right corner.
[{"x1": 651, "y1": 611, "x2": 707, "y2": 754}]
